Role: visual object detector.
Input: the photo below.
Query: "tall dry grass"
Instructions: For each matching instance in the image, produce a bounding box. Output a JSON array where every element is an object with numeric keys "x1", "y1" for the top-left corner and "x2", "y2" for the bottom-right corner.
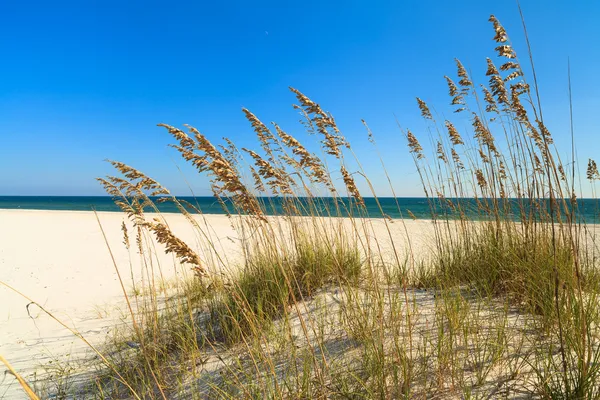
[{"x1": 9, "y1": 13, "x2": 600, "y2": 399}]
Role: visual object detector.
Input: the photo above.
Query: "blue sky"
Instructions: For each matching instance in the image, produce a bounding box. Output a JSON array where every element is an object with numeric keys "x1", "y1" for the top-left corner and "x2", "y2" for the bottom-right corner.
[{"x1": 1, "y1": 0, "x2": 599, "y2": 196}]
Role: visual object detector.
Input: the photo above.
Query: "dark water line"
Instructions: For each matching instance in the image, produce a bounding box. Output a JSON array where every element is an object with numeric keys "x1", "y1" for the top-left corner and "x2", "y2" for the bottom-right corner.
[{"x1": 1, "y1": 196, "x2": 600, "y2": 223}]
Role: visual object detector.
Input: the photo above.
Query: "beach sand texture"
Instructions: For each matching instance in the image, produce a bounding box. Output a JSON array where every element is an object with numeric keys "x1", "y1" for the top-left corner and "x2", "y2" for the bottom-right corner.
[{"x1": 0, "y1": 209, "x2": 437, "y2": 398}]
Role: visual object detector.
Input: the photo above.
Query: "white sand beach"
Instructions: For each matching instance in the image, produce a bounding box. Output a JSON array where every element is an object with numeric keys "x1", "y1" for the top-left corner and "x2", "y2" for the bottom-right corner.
[
  {"x1": 0, "y1": 209, "x2": 438, "y2": 399},
  {"x1": 0, "y1": 210, "x2": 238, "y2": 398}
]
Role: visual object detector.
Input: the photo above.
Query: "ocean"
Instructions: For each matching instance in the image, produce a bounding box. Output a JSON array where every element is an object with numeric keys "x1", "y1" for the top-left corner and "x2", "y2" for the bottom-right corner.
[{"x1": 1, "y1": 196, "x2": 600, "y2": 222}]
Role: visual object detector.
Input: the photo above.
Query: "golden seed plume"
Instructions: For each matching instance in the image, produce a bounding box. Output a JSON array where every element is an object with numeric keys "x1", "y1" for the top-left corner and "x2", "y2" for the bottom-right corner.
[
  {"x1": 406, "y1": 130, "x2": 424, "y2": 159},
  {"x1": 273, "y1": 123, "x2": 329, "y2": 186},
  {"x1": 510, "y1": 87, "x2": 529, "y2": 122},
  {"x1": 479, "y1": 149, "x2": 490, "y2": 163},
  {"x1": 249, "y1": 166, "x2": 266, "y2": 192},
  {"x1": 159, "y1": 123, "x2": 265, "y2": 220},
  {"x1": 489, "y1": 15, "x2": 508, "y2": 43},
  {"x1": 145, "y1": 219, "x2": 206, "y2": 277},
  {"x1": 495, "y1": 45, "x2": 517, "y2": 59},
  {"x1": 537, "y1": 120, "x2": 554, "y2": 144},
  {"x1": 121, "y1": 221, "x2": 130, "y2": 249},
  {"x1": 444, "y1": 76, "x2": 459, "y2": 97},
  {"x1": 243, "y1": 148, "x2": 294, "y2": 195},
  {"x1": 472, "y1": 114, "x2": 498, "y2": 154},
  {"x1": 558, "y1": 164, "x2": 567, "y2": 181},
  {"x1": 504, "y1": 71, "x2": 523, "y2": 82},
  {"x1": 242, "y1": 108, "x2": 278, "y2": 157},
  {"x1": 486, "y1": 58, "x2": 500, "y2": 76},
  {"x1": 416, "y1": 97, "x2": 433, "y2": 119},
  {"x1": 289, "y1": 87, "x2": 348, "y2": 157},
  {"x1": 340, "y1": 166, "x2": 364, "y2": 206},
  {"x1": 451, "y1": 148, "x2": 464, "y2": 169},
  {"x1": 455, "y1": 59, "x2": 473, "y2": 88},
  {"x1": 500, "y1": 61, "x2": 519, "y2": 71},
  {"x1": 587, "y1": 159, "x2": 599, "y2": 181},
  {"x1": 475, "y1": 169, "x2": 487, "y2": 189},
  {"x1": 482, "y1": 86, "x2": 499, "y2": 113},
  {"x1": 490, "y1": 76, "x2": 509, "y2": 106},
  {"x1": 488, "y1": 16, "x2": 516, "y2": 58},
  {"x1": 445, "y1": 120, "x2": 463, "y2": 145},
  {"x1": 437, "y1": 142, "x2": 448, "y2": 163}
]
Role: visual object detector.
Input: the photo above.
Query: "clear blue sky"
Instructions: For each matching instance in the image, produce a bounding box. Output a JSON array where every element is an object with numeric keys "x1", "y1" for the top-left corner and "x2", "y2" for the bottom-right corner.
[{"x1": 1, "y1": 1, "x2": 599, "y2": 196}]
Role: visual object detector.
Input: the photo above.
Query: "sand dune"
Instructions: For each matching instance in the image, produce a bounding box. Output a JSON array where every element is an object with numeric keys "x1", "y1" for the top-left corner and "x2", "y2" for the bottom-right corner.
[{"x1": 0, "y1": 209, "x2": 439, "y2": 398}]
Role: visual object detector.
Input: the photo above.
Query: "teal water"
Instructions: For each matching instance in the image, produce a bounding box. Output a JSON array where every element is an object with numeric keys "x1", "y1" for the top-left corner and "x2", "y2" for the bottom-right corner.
[{"x1": 1, "y1": 196, "x2": 599, "y2": 222}]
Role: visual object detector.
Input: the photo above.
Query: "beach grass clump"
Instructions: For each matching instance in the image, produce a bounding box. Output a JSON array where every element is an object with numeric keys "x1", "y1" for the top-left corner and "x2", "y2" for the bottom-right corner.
[
  {"x1": 210, "y1": 232, "x2": 362, "y2": 344},
  {"x1": 429, "y1": 223, "x2": 581, "y2": 321}
]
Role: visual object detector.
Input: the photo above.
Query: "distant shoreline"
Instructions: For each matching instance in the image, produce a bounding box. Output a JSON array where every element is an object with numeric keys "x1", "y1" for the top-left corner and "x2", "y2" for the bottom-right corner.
[{"x1": 1, "y1": 196, "x2": 600, "y2": 223}]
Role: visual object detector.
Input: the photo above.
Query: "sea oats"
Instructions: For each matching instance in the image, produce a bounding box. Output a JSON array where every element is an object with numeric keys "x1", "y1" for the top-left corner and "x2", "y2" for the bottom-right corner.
[
  {"x1": 444, "y1": 76, "x2": 459, "y2": 97},
  {"x1": 482, "y1": 86, "x2": 499, "y2": 114},
  {"x1": 273, "y1": 123, "x2": 329, "y2": 186},
  {"x1": 96, "y1": 177, "x2": 121, "y2": 198},
  {"x1": 527, "y1": 125, "x2": 544, "y2": 149},
  {"x1": 135, "y1": 225, "x2": 143, "y2": 256},
  {"x1": 472, "y1": 114, "x2": 498, "y2": 154},
  {"x1": 490, "y1": 75, "x2": 509, "y2": 106},
  {"x1": 243, "y1": 148, "x2": 293, "y2": 195},
  {"x1": 289, "y1": 87, "x2": 348, "y2": 158},
  {"x1": 499, "y1": 161, "x2": 507, "y2": 180},
  {"x1": 437, "y1": 142, "x2": 448, "y2": 163},
  {"x1": 558, "y1": 165, "x2": 567, "y2": 181},
  {"x1": 501, "y1": 61, "x2": 519, "y2": 71},
  {"x1": 451, "y1": 148, "x2": 464, "y2": 169},
  {"x1": 486, "y1": 58, "x2": 500, "y2": 76},
  {"x1": 121, "y1": 221, "x2": 130, "y2": 249},
  {"x1": 416, "y1": 97, "x2": 433, "y2": 120},
  {"x1": 504, "y1": 70, "x2": 523, "y2": 82},
  {"x1": 243, "y1": 108, "x2": 279, "y2": 157},
  {"x1": 499, "y1": 182, "x2": 507, "y2": 198},
  {"x1": 475, "y1": 169, "x2": 487, "y2": 189},
  {"x1": 479, "y1": 149, "x2": 490, "y2": 164},
  {"x1": 455, "y1": 59, "x2": 473, "y2": 89},
  {"x1": 444, "y1": 76, "x2": 466, "y2": 107},
  {"x1": 340, "y1": 166, "x2": 364, "y2": 206},
  {"x1": 489, "y1": 14, "x2": 508, "y2": 43},
  {"x1": 249, "y1": 165, "x2": 266, "y2": 192},
  {"x1": 219, "y1": 137, "x2": 240, "y2": 166},
  {"x1": 534, "y1": 154, "x2": 544, "y2": 174},
  {"x1": 157, "y1": 123, "x2": 195, "y2": 148},
  {"x1": 495, "y1": 45, "x2": 517, "y2": 59},
  {"x1": 293, "y1": 104, "x2": 316, "y2": 135},
  {"x1": 537, "y1": 120, "x2": 554, "y2": 145},
  {"x1": 510, "y1": 82, "x2": 530, "y2": 96},
  {"x1": 145, "y1": 219, "x2": 206, "y2": 277},
  {"x1": 407, "y1": 130, "x2": 424, "y2": 159},
  {"x1": 510, "y1": 87, "x2": 529, "y2": 122},
  {"x1": 445, "y1": 120, "x2": 463, "y2": 145},
  {"x1": 159, "y1": 123, "x2": 265, "y2": 220},
  {"x1": 587, "y1": 159, "x2": 599, "y2": 181}
]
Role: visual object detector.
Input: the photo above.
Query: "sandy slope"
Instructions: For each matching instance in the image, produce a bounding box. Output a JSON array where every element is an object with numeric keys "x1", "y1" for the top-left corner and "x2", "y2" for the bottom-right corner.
[
  {"x1": 4, "y1": 209, "x2": 600, "y2": 398},
  {"x1": 0, "y1": 210, "x2": 446, "y2": 399},
  {"x1": 0, "y1": 209, "x2": 439, "y2": 398},
  {"x1": 0, "y1": 210, "x2": 238, "y2": 398}
]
